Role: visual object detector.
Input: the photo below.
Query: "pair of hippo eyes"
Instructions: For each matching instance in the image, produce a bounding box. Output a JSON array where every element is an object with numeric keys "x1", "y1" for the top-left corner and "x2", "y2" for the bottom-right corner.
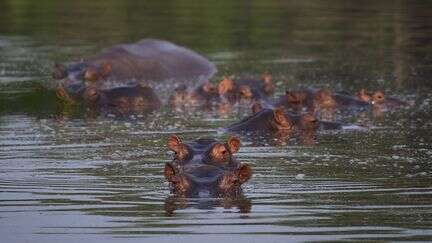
[
  {"x1": 167, "y1": 135, "x2": 241, "y2": 162},
  {"x1": 359, "y1": 90, "x2": 385, "y2": 103},
  {"x1": 83, "y1": 63, "x2": 113, "y2": 82}
]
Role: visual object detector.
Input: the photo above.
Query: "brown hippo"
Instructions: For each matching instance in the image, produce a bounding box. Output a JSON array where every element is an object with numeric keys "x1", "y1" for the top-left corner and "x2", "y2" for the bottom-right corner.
[
  {"x1": 168, "y1": 81, "x2": 219, "y2": 109},
  {"x1": 217, "y1": 75, "x2": 274, "y2": 105},
  {"x1": 274, "y1": 88, "x2": 370, "y2": 119},
  {"x1": 81, "y1": 84, "x2": 161, "y2": 117},
  {"x1": 164, "y1": 135, "x2": 252, "y2": 197},
  {"x1": 230, "y1": 102, "x2": 366, "y2": 141},
  {"x1": 358, "y1": 89, "x2": 408, "y2": 109},
  {"x1": 54, "y1": 39, "x2": 216, "y2": 104},
  {"x1": 227, "y1": 107, "x2": 295, "y2": 137}
]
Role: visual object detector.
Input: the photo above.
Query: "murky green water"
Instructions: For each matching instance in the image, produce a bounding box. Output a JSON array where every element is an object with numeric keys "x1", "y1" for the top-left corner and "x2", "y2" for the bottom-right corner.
[{"x1": 1, "y1": 1, "x2": 432, "y2": 242}]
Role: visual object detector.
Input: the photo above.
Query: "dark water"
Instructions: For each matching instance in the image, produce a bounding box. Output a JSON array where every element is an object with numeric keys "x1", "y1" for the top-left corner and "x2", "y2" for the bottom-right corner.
[{"x1": 1, "y1": 1, "x2": 432, "y2": 242}]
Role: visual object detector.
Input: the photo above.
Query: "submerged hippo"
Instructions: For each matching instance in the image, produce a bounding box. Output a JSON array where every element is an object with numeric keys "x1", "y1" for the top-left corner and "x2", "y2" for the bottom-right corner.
[
  {"x1": 82, "y1": 84, "x2": 161, "y2": 117},
  {"x1": 274, "y1": 88, "x2": 369, "y2": 119},
  {"x1": 54, "y1": 39, "x2": 217, "y2": 103},
  {"x1": 168, "y1": 81, "x2": 219, "y2": 109},
  {"x1": 217, "y1": 75, "x2": 274, "y2": 105},
  {"x1": 164, "y1": 135, "x2": 252, "y2": 197},
  {"x1": 227, "y1": 102, "x2": 366, "y2": 143},
  {"x1": 358, "y1": 89, "x2": 409, "y2": 109}
]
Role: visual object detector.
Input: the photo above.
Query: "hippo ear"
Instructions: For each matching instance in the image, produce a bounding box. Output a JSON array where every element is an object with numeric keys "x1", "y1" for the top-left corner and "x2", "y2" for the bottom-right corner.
[
  {"x1": 168, "y1": 135, "x2": 189, "y2": 160},
  {"x1": 286, "y1": 91, "x2": 298, "y2": 102},
  {"x1": 372, "y1": 90, "x2": 385, "y2": 104},
  {"x1": 251, "y1": 102, "x2": 262, "y2": 114},
  {"x1": 239, "y1": 85, "x2": 252, "y2": 98},
  {"x1": 99, "y1": 62, "x2": 112, "y2": 79},
  {"x1": 261, "y1": 73, "x2": 273, "y2": 94},
  {"x1": 237, "y1": 164, "x2": 252, "y2": 183},
  {"x1": 226, "y1": 136, "x2": 241, "y2": 154},
  {"x1": 273, "y1": 108, "x2": 287, "y2": 125},
  {"x1": 84, "y1": 67, "x2": 99, "y2": 82},
  {"x1": 53, "y1": 63, "x2": 67, "y2": 79},
  {"x1": 218, "y1": 77, "x2": 234, "y2": 95},
  {"x1": 164, "y1": 163, "x2": 177, "y2": 182},
  {"x1": 211, "y1": 143, "x2": 229, "y2": 161},
  {"x1": 168, "y1": 134, "x2": 183, "y2": 151},
  {"x1": 202, "y1": 82, "x2": 216, "y2": 93}
]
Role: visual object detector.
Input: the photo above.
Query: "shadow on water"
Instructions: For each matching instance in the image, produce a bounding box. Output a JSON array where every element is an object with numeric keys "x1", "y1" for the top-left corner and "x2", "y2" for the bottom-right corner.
[{"x1": 1, "y1": 0, "x2": 432, "y2": 242}]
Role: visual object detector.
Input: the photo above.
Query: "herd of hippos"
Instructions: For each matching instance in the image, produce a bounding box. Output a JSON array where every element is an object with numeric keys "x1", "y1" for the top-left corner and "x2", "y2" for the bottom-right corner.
[{"x1": 51, "y1": 39, "x2": 411, "y2": 198}]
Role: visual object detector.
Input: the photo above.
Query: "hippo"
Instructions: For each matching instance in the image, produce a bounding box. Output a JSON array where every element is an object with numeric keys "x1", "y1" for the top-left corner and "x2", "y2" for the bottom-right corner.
[
  {"x1": 54, "y1": 39, "x2": 217, "y2": 103},
  {"x1": 81, "y1": 84, "x2": 161, "y2": 117},
  {"x1": 273, "y1": 88, "x2": 370, "y2": 119},
  {"x1": 228, "y1": 102, "x2": 366, "y2": 143},
  {"x1": 217, "y1": 75, "x2": 274, "y2": 105},
  {"x1": 226, "y1": 103, "x2": 321, "y2": 144},
  {"x1": 358, "y1": 89, "x2": 409, "y2": 109},
  {"x1": 164, "y1": 135, "x2": 252, "y2": 197},
  {"x1": 168, "y1": 81, "x2": 218, "y2": 109}
]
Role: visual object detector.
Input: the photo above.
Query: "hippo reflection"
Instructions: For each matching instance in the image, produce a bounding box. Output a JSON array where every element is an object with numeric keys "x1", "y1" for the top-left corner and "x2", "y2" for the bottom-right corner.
[
  {"x1": 164, "y1": 135, "x2": 252, "y2": 197},
  {"x1": 54, "y1": 39, "x2": 216, "y2": 103},
  {"x1": 164, "y1": 194, "x2": 251, "y2": 216}
]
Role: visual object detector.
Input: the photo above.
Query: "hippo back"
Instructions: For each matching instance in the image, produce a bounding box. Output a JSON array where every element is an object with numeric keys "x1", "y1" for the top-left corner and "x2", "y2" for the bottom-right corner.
[{"x1": 86, "y1": 39, "x2": 217, "y2": 90}]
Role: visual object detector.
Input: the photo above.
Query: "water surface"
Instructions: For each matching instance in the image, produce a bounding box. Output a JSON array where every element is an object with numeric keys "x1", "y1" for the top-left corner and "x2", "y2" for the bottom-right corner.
[{"x1": 1, "y1": 1, "x2": 432, "y2": 242}]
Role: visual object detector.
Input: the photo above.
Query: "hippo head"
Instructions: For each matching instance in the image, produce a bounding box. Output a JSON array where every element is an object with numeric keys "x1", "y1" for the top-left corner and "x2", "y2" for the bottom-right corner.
[
  {"x1": 169, "y1": 82, "x2": 218, "y2": 108},
  {"x1": 357, "y1": 89, "x2": 386, "y2": 106},
  {"x1": 299, "y1": 113, "x2": 319, "y2": 132},
  {"x1": 53, "y1": 62, "x2": 112, "y2": 103},
  {"x1": 164, "y1": 135, "x2": 252, "y2": 197},
  {"x1": 285, "y1": 90, "x2": 309, "y2": 111},
  {"x1": 238, "y1": 84, "x2": 254, "y2": 100},
  {"x1": 314, "y1": 89, "x2": 336, "y2": 109}
]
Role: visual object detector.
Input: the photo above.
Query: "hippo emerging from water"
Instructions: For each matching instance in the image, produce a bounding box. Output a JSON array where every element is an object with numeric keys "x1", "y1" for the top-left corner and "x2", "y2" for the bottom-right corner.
[
  {"x1": 164, "y1": 135, "x2": 252, "y2": 197},
  {"x1": 53, "y1": 39, "x2": 217, "y2": 104}
]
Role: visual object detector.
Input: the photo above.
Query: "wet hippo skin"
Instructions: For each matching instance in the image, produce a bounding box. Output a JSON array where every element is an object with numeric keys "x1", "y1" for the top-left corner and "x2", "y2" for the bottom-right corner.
[
  {"x1": 82, "y1": 84, "x2": 161, "y2": 117},
  {"x1": 54, "y1": 39, "x2": 217, "y2": 103},
  {"x1": 217, "y1": 75, "x2": 274, "y2": 105},
  {"x1": 164, "y1": 135, "x2": 252, "y2": 197}
]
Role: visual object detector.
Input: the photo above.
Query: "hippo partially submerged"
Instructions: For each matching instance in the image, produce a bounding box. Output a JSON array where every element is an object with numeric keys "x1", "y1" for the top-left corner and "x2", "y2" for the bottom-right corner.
[
  {"x1": 164, "y1": 135, "x2": 252, "y2": 197},
  {"x1": 54, "y1": 39, "x2": 217, "y2": 103}
]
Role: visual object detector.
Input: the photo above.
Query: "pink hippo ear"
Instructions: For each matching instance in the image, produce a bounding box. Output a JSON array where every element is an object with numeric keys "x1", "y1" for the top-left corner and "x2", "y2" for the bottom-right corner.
[
  {"x1": 237, "y1": 164, "x2": 252, "y2": 183},
  {"x1": 164, "y1": 163, "x2": 178, "y2": 182},
  {"x1": 211, "y1": 143, "x2": 230, "y2": 162},
  {"x1": 53, "y1": 63, "x2": 67, "y2": 79},
  {"x1": 226, "y1": 136, "x2": 241, "y2": 154},
  {"x1": 239, "y1": 85, "x2": 253, "y2": 98},
  {"x1": 217, "y1": 77, "x2": 235, "y2": 95},
  {"x1": 84, "y1": 67, "x2": 100, "y2": 82},
  {"x1": 251, "y1": 102, "x2": 263, "y2": 114},
  {"x1": 372, "y1": 90, "x2": 385, "y2": 104},
  {"x1": 358, "y1": 89, "x2": 371, "y2": 102},
  {"x1": 273, "y1": 107, "x2": 287, "y2": 125},
  {"x1": 167, "y1": 135, "x2": 189, "y2": 160},
  {"x1": 99, "y1": 62, "x2": 112, "y2": 79}
]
